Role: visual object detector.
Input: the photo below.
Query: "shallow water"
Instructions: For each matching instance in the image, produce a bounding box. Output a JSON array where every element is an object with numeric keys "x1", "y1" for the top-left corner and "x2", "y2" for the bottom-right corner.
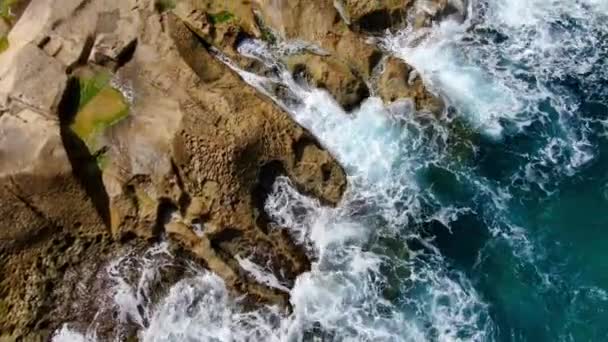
[{"x1": 54, "y1": 0, "x2": 608, "y2": 341}]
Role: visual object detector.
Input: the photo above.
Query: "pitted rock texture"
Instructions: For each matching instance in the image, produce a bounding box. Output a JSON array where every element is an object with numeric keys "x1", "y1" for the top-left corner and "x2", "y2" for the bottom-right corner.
[
  {"x1": 0, "y1": 0, "x2": 346, "y2": 339},
  {"x1": 0, "y1": 0, "x2": 456, "y2": 339}
]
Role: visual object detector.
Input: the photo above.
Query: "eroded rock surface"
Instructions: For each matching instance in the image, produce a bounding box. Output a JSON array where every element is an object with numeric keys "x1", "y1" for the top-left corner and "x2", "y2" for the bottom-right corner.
[
  {"x1": 339, "y1": 0, "x2": 412, "y2": 32},
  {"x1": 252, "y1": 0, "x2": 444, "y2": 113},
  {"x1": 0, "y1": 0, "x2": 346, "y2": 339},
  {"x1": 377, "y1": 56, "x2": 444, "y2": 114},
  {"x1": 0, "y1": 0, "x2": 453, "y2": 339}
]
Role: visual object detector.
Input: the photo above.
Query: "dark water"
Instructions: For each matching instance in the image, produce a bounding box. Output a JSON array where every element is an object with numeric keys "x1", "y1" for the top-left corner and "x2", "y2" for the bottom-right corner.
[{"x1": 406, "y1": 1, "x2": 608, "y2": 340}]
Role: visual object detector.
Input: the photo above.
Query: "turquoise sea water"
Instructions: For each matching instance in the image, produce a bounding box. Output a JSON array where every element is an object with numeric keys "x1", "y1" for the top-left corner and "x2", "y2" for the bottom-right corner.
[{"x1": 402, "y1": 0, "x2": 608, "y2": 340}]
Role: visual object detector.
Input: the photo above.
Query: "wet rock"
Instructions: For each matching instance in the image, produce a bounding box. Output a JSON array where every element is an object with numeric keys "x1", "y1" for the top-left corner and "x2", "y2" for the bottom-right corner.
[
  {"x1": 340, "y1": 0, "x2": 412, "y2": 33},
  {"x1": 253, "y1": 0, "x2": 447, "y2": 114},
  {"x1": 161, "y1": 15, "x2": 346, "y2": 293},
  {"x1": 377, "y1": 56, "x2": 444, "y2": 114},
  {"x1": 285, "y1": 53, "x2": 370, "y2": 111},
  {"x1": 0, "y1": 0, "x2": 349, "y2": 338},
  {"x1": 173, "y1": 0, "x2": 260, "y2": 58},
  {"x1": 255, "y1": 0, "x2": 383, "y2": 78}
]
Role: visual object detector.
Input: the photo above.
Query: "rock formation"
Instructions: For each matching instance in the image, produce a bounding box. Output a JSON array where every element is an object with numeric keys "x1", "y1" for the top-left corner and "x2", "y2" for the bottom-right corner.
[
  {"x1": 251, "y1": 0, "x2": 445, "y2": 113},
  {"x1": 0, "y1": 0, "x2": 449, "y2": 339}
]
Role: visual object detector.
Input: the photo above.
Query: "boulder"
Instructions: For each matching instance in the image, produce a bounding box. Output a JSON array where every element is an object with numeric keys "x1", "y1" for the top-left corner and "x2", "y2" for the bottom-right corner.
[
  {"x1": 0, "y1": 43, "x2": 67, "y2": 115},
  {"x1": 340, "y1": 0, "x2": 412, "y2": 32},
  {"x1": 377, "y1": 56, "x2": 444, "y2": 114},
  {"x1": 285, "y1": 53, "x2": 369, "y2": 111}
]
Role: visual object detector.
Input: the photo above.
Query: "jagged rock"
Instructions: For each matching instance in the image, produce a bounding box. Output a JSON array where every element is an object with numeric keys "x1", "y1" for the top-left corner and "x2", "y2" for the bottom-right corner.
[
  {"x1": 68, "y1": 9, "x2": 347, "y2": 306},
  {"x1": 255, "y1": 0, "x2": 383, "y2": 80},
  {"x1": 285, "y1": 53, "x2": 369, "y2": 111},
  {"x1": 0, "y1": 43, "x2": 67, "y2": 115},
  {"x1": 7, "y1": 0, "x2": 85, "y2": 51},
  {"x1": 340, "y1": 0, "x2": 412, "y2": 32},
  {"x1": 0, "y1": 0, "x2": 349, "y2": 338},
  {"x1": 377, "y1": 56, "x2": 443, "y2": 114},
  {"x1": 0, "y1": 109, "x2": 105, "y2": 244},
  {"x1": 0, "y1": 108, "x2": 116, "y2": 339},
  {"x1": 173, "y1": 0, "x2": 261, "y2": 58}
]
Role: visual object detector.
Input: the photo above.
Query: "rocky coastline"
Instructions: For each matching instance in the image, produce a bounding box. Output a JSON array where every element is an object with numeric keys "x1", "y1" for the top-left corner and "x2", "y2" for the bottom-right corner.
[{"x1": 0, "y1": 0, "x2": 455, "y2": 340}]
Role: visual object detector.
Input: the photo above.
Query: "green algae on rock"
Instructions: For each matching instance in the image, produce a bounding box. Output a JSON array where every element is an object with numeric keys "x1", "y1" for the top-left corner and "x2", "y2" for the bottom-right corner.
[
  {"x1": 0, "y1": 36, "x2": 8, "y2": 53},
  {"x1": 0, "y1": 0, "x2": 18, "y2": 19},
  {"x1": 69, "y1": 73, "x2": 129, "y2": 151},
  {"x1": 208, "y1": 10, "x2": 234, "y2": 24}
]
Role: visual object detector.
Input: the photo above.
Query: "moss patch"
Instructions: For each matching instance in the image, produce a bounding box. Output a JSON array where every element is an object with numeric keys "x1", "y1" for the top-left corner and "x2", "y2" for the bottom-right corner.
[
  {"x1": 0, "y1": 0, "x2": 16, "y2": 19},
  {"x1": 208, "y1": 11, "x2": 234, "y2": 24},
  {"x1": 0, "y1": 0, "x2": 22, "y2": 22},
  {"x1": 69, "y1": 73, "x2": 129, "y2": 151},
  {"x1": 95, "y1": 150, "x2": 110, "y2": 169},
  {"x1": 0, "y1": 36, "x2": 8, "y2": 54}
]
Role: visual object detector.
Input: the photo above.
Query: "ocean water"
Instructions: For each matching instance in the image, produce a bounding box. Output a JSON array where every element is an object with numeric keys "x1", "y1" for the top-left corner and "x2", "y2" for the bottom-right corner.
[{"x1": 54, "y1": 0, "x2": 608, "y2": 341}]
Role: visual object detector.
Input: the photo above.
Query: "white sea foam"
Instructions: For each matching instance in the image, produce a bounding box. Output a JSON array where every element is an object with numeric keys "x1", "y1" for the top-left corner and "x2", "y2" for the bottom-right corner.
[
  {"x1": 384, "y1": 0, "x2": 607, "y2": 177},
  {"x1": 237, "y1": 256, "x2": 291, "y2": 293},
  {"x1": 53, "y1": 326, "x2": 97, "y2": 342},
  {"x1": 233, "y1": 36, "x2": 493, "y2": 341}
]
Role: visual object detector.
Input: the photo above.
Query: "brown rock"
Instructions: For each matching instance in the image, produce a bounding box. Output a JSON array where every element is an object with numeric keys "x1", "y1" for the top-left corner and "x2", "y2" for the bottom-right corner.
[
  {"x1": 0, "y1": 109, "x2": 105, "y2": 233},
  {"x1": 285, "y1": 53, "x2": 369, "y2": 111},
  {"x1": 0, "y1": 19, "x2": 9, "y2": 37},
  {"x1": 0, "y1": 43, "x2": 67, "y2": 115},
  {"x1": 340, "y1": 0, "x2": 412, "y2": 32},
  {"x1": 164, "y1": 14, "x2": 346, "y2": 290},
  {"x1": 255, "y1": 0, "x2": 383, "y2": 77},
  {"x1": 377, "y1": 56, "x2": 444, "y2": 114},
  {"x1": 0, "y1": 0, "x2": 349, "y2": 338},
  {"x1": 0, "y1": 108, "x2": 114, "y2": 339}
]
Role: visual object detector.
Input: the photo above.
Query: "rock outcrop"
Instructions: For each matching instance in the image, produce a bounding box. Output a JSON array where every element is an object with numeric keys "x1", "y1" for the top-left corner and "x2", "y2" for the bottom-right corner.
[
  {"x1": 0, "y1": 0, "x2": 346, "y2": 339},
  {"x1": 339, "y1": 0, "x2": 411, "y2": 32},
  {"x1": 252, "y1": 0, "x2": 444, "y2": 113},
  {"x1": 0, "y1": 0, "x2": 451, "y2": 339},
  {"x1": 377, "y1": 56, "x2": 444, "y2": 113}
]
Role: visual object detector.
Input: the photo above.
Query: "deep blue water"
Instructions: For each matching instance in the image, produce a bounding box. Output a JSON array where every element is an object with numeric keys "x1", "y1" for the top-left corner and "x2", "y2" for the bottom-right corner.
[{"x1": 409, "y1": 1, "x2": 608, "y2": 340}]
